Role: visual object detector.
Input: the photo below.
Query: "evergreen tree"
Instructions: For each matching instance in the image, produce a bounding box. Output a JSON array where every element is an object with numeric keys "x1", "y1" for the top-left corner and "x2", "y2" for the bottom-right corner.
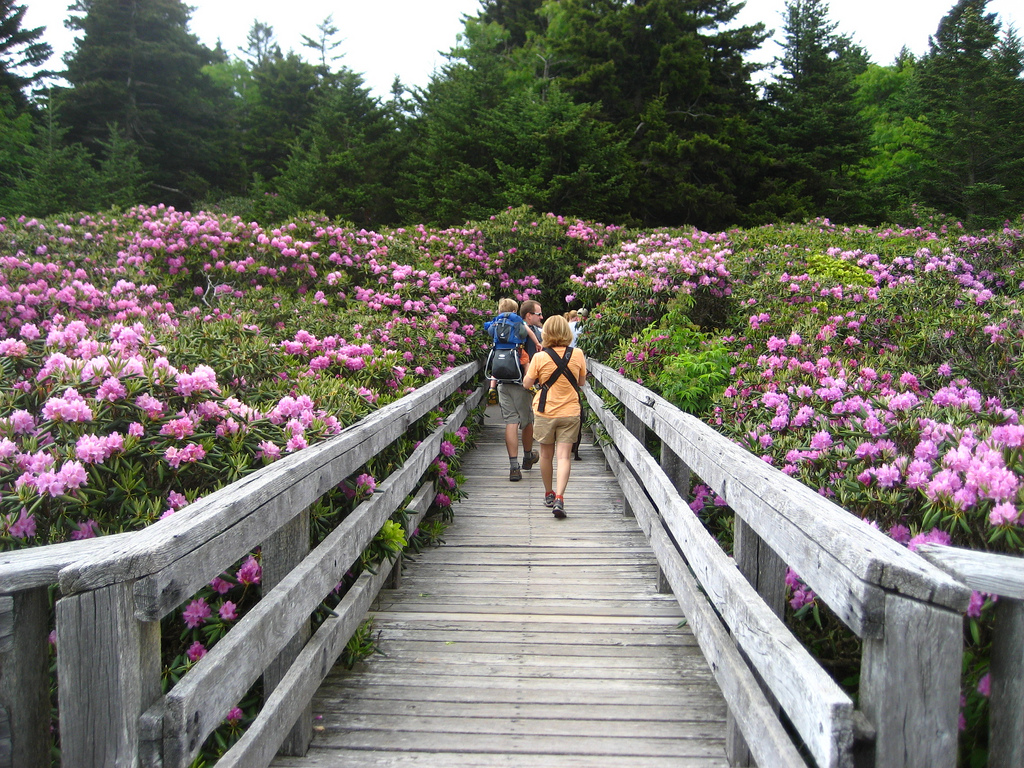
[
  {"x1": 916, "y1": 0, "x2": 1024, "y2": 225},
  {"x1": 1, "y1": 107, "x2": 101, "y2": 216},
  {"x1": 0, "y1": 0, "x2": 52, "y2": 108},
  {"x1": 275, "y1": 69, "x2": 405, "y2": 225},
  {"x1": 760, "y1": 0, "x2": 871, "y2": 221},
  {"x1": 537, "y1": 0, "x2": 769, "y2": 229},
  {"x1": 59, "y1": 0, "x2": 234, "y2": 206},
  {"x1": 479, "y1": 0, "x2": 547, "y2": 49},
  {"x1": 852, "y1": 55, "x2": 934, "y2": 222},
  {"x1": 243, "y1": 49, "x2": 320, "y2": 182}
]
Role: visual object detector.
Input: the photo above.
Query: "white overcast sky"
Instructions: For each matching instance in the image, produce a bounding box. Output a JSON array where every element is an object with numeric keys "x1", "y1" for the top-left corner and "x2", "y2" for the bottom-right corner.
[{"x1": 21, "y1": 0, "x2": 1022, "y2": 99}]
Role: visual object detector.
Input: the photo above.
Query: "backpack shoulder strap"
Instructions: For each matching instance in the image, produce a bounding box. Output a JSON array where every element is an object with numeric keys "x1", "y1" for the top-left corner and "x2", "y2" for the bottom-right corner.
[{"x1": 537, "y1": 347, "x2": 579, "y2": 413}]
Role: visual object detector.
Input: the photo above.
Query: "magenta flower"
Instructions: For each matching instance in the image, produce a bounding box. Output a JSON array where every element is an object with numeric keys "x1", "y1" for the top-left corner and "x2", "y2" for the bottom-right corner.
[
  {"x1": 210, "y1": 577, "x2": 232, "y2": 594},
  {"x1": 186, "y1": 640, "x2": 207, "y2": 662},
  {"x1": 236, "y1": 555, "x2": 262, "y2": 585},
  {"x1": 69, "y1": 519, "x2": 100, "y2": 540},
  {"x1": 440, "y1": 440, "x2": 456, "y2": 457},
  {"x1": 183, "y1": 598, "x2": 212, "y2": 628},
  {"x1": 226, "y1": 707, "x2": 244, "y2": 724},
  {"x1": 989, "y1": 502, "x2": 1019, "y2": 526},
  {"x1": 7, "y1": 508, "x2": 37, "y2": 539},
  {"x1": 219, "y1": 601, "x2": 238, "y2": 621},
  {"x1": 977, "y1": 673, "x2": 991, "y2": 698},
  {"x1": 809, "y1": 431, "x2": 833, "y2": 451},
  {"x1": 355, "y1": 473, "x2": 377, "y2": 496}
]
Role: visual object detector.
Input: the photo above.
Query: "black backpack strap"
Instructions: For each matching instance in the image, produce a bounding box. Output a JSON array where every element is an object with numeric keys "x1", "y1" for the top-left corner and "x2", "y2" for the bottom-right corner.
[{"x1": 537, "y1": 347, "x2": 579, "y2": 414}]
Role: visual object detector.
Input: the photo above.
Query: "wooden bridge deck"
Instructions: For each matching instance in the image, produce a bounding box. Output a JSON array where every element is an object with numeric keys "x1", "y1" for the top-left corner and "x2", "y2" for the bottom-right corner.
[{"x1": 272, "y1": 404, "x2": 728, "y2": 767}]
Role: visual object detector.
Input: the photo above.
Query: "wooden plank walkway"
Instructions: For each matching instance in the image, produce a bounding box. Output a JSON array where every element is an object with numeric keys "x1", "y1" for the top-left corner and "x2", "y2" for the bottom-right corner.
[{"x1": 273, "y1": 404, "x2": 728, "y2": 767}]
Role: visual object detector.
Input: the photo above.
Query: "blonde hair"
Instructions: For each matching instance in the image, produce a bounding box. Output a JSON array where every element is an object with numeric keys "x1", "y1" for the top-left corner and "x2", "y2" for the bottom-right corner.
[
  {"x1": 541, "y1": 314, "x2": 573, "y2": 347},
  {"x1": 497, "y1": 297, "x2": 518, "y2": 314},
  {"x1": 565, "y1": 310, "x2": 578, "y2": 322}
]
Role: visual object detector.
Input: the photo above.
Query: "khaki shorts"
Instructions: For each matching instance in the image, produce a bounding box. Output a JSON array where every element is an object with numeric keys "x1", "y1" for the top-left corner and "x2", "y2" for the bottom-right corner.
[
  {"x1": 498, "y1": 383, "x2": 534, "y2": 426},
  {"x1": 533, "y1": 414, "x2": 580, "y2": 444}
]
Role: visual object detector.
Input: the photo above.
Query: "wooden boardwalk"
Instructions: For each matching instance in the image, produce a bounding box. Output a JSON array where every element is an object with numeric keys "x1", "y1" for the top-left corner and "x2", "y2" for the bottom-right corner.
[{"x1": 273, "y1": 404, "x2": 728, "y2": 767}]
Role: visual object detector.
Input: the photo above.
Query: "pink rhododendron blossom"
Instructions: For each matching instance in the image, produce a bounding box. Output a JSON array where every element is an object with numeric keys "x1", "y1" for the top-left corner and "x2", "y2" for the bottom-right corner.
[
  {"x1": 175, "y1": 364, "x2": 221, "y2": 397},
  {"x1": 989, "y1": 502, "x2": 1019, "y2": 526},
  {"x1": 966, "y1": 591, "x2": 987, "y2": 618},
  {"x1": 164, "y1": 443, "x2": 206, "y2": 468},
  {"x1": 135, "y1": 394, "x2": 166, "y2": 419},
  {"x1": 219, "y1": 601, "x2": 238, "y2": 620},
  {"x1": 236, "y1": 555, "x2": 262, "y2": 585},
  {"x1": 183, "y1": 598, "x2": 212, "y2": 628},
  {"x1": 907, "y1": 528, "x2": 952, "y2": 552},
  {"x1": 186, "y1": 641, "x2": 207, "y2": 661},
  {"x1": 70, "y1": 519, "x2": 100, "y2": 540},
  {"x1": 355, "y1": 473, "x2": 377, "y2": 496},
  {"x1": 6, "y1": 508, "x2": 37, "y2": 539},
  {"x1": 977, "y1": 673, "x2": 991, "y2": 698},
  {"x1": 210, "y1": 577, "x2": 232, "y2": 594},
  {"x1": 258, "y1": 441, "x2": 281, "y2": 461}
]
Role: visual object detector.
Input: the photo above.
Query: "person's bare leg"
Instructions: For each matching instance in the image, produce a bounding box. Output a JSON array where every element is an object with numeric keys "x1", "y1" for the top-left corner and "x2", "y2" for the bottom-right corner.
[
  {"x1": 540, "y1": 443, "x2": 555, "y2": 494},
  {"x1": 522, "y1": 422, "x2": 534, "y2": 454},
  {"x1": 555, "y1": 441, "x2": 574, "y2": 497},
  {"x1": 505, "y1": 423, "x2": 519, "y2": 459}
]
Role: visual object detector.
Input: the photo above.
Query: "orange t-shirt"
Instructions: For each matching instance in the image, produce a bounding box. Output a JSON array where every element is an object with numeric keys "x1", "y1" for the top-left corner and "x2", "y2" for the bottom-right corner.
[{"x1": 526, "y1": 347, "x2": 586, "y2": 417}]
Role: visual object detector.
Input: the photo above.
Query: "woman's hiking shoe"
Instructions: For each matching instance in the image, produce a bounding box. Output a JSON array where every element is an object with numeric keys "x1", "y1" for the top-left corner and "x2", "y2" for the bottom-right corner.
[
  {"x1": 552, "y1": 497, "x2": 566, "y2": 519},
  {"x1": 544, "y1": 491, "x2": 556, "y2": 507},
  {"x1": 509, "y1": 466, "x2": 522, "y2": 482},
  {"x1": 522, "y1": 450, "x2": 539, "y2": 470}
]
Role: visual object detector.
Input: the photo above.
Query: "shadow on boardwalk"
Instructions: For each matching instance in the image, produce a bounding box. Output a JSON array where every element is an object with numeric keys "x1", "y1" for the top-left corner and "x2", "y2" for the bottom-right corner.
[{"x1": 273, "y1": 404, "x2": 728, "y2": 767}]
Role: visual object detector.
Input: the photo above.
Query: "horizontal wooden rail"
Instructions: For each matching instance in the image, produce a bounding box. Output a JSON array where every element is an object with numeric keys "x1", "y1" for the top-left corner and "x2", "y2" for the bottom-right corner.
[
  {"x1": 2, "y1": 361, "x2": 483, "y2": 768},
  {"x1": 585, "y1": 361, "x2": 970, "y2": 768},
  {"x1": 58, "y1": 361, "x2": 478, "y2": 599},
  {"x1": 586, "y1": 384, "x2": 849, "y2": 768},
  {"x1": 149, "y1": 386, "x2": 484, "y2": 766}
]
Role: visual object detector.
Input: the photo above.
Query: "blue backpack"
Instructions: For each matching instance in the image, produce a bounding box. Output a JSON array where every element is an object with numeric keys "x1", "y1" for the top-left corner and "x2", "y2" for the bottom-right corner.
[{"x1": 484, "y1": 312, "x2": 529, "y2": 383}]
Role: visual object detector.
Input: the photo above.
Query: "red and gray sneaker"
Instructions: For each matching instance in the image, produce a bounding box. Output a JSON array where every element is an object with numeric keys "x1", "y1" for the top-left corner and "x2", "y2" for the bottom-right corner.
[
  {"x1": 544, "y1": 491, "x2": 556, "y2": 507},
  {"x1": 552, "y1": 497, "x2": 566, "y2": 519}
]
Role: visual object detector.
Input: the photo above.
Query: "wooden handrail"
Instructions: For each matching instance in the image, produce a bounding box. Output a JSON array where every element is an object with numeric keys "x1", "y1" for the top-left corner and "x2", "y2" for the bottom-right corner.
[
  {"x1": 585, "y1": 361, "x2": 970, "y2": 768},
  {"x1": 1, "y1": 361, "x2": 483, "y2": 768}
]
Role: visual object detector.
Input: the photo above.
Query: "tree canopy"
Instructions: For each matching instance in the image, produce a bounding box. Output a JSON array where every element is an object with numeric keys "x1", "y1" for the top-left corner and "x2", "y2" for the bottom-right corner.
[{"x1": 0, "y1": 0, "x2": 1021, "y2": 229}]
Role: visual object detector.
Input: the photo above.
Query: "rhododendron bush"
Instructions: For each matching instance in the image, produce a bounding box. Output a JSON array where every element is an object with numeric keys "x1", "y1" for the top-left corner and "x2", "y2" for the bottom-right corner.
[
  {"x1": 594, "y1": 214, "x2": 1024, "y2": 764},
  {"x1": 0, "y1": 205, "x2": 559, "y2": 757}
]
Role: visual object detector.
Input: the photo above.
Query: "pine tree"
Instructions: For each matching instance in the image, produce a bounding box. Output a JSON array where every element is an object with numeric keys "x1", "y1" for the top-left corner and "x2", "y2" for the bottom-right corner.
[
  {"x1": 59, "y1": 0, "x2": 233, "y2": 206},
  {"x1": 760, "y1": 0, "x2": 871, "y2": 221},
  {"x1": 537, "y1": 0, "x2": 769, "y2": 228},
  {"x1": 916, "y1": 0, "x2": 1024, "y2": 225},
  {"x1": 275, "y1": 69, "x2": 405, "y2": 225},
  {"x1": 0, "y1": 0, "x2": 52, "y2": 108}
]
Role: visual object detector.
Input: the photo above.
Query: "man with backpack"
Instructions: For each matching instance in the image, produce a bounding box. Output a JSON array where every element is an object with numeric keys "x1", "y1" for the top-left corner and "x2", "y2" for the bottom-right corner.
[{"x1": 484, "y1": 298, "x2": 542, "y2": 481}]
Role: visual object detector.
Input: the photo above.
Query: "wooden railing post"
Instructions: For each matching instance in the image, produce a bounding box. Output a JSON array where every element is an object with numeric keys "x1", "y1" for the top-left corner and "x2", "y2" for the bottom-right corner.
[
  {"x1": 658, "y1": 443, "x2": 690, "y2": 595},
  {"x1": 262, "y1": 508, "x2": 312, "y2": 756},
  {"x1": 726, "y1": 519, "x2": 788, "y2": 766},
  {"x1": 0, "y1": 588, "x2": 50, "y2": 768},
  {"x1": 56, "y1": 581, "x2": 161, "y2": 766},
  {"x1": 989, "y1": 597, "x2": 1024, "y2": 768},
  {"x1": 623, "y1": 409, "x2": 645, "y2": 518},
  {"x1": 859, "y1": 594, "x2": 962, "y2": 768}
]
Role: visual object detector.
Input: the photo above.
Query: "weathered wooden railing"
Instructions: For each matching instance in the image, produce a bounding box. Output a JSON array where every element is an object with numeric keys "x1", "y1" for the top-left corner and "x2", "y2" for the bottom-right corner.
[
  {"x1": 0, "y1": 361, "x2": 483, "y2": 768},
  {"x1": 917, "y1": 545, "x2": 1024, "y2": 768},
  {"x1": 585, "y1": 360, "x2": 972, "y2": 768}
]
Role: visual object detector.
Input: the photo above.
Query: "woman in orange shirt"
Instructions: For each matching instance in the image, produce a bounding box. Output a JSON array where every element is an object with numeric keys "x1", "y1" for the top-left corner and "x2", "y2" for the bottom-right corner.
[{"x1": 522, "y1": 314, "x2": 587, "y2": 519}]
